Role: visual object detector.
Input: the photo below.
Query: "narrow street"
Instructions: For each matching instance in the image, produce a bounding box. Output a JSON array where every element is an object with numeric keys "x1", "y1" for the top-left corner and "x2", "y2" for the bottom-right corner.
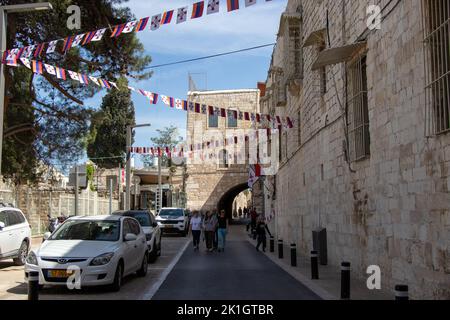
[
  {"x1": 0, "y1": 225, "x2": 319, "y2": 300},
  {"x1": 152, "y1": 225, "x2": 320, "y2": 300}
]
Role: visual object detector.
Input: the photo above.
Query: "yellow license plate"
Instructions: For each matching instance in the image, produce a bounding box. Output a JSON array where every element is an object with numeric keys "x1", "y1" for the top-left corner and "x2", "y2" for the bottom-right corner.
[
  {"x1": 165, "y1": 225, "x2": 173, "y2": 228},
  {"x1": 48, "y1": 270, "x2": 74, "y2": 278}
]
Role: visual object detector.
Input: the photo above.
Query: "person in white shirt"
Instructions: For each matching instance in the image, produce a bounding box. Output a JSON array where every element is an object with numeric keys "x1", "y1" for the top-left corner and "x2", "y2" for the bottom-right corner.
[{"x1": 189, "y1": 211, "x2": 203, "y2": 250}]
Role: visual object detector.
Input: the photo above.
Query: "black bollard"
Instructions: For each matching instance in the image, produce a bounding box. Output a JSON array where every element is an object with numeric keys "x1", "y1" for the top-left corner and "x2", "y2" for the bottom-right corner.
[
  {"x1": 395, "y1": 285, "x2": 409, "y2": 301},
  {"x1": 278, "y1": 239, "x2": 283, "y2": 259},
  {"x1": 311, "y1": 250, "x2": 319, "y2": 279},
  {"x1": 340, "y1": 262, "x2": 351, "y2": 300},
  {"x1": 27, "y1": 271, "x2": 39, "y2": 300},
  {"x1": 290, "y1": 243, "x2": 297, "y2": 267},
  {"x1": 270, "y1": 236, "x2": 274, "y2": 253}
]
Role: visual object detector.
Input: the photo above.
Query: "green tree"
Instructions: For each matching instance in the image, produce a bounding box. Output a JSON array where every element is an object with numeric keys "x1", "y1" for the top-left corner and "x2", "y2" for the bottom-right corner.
[
  {"x1": 87, "y1": 77, "x2": 135, "y2": 168},
  {"x1": 141, "y1": 126, "x2": 183, "y2": 168},
  {"x1": 1, "y1": 0, "x2": 152, "y2": 183}
]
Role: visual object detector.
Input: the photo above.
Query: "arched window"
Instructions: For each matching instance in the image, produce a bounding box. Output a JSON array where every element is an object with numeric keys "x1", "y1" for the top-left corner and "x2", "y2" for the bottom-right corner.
[{"x1": 218, "y1": 149, "x2": 228, "y2": 168}]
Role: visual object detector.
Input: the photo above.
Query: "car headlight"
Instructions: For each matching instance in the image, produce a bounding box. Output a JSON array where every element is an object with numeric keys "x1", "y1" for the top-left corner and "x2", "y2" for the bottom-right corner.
[
  {"x1": 26, "y1": 251, "x2": 38, "y2": 266},
  {"x1": 89, "y1": 252, "x2": 114, "y2": 266}
]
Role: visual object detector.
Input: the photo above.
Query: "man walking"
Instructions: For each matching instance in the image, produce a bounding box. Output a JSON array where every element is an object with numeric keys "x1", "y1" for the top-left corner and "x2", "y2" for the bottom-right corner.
[{"x1": 255, "y1": 217, "x2": 272, "y2": 252}]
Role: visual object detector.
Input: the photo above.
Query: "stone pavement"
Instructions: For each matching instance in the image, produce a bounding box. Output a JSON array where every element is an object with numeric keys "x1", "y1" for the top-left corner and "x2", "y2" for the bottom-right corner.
[{"x1": 246, "y1": 231, "x2": 393, "y2": 300}]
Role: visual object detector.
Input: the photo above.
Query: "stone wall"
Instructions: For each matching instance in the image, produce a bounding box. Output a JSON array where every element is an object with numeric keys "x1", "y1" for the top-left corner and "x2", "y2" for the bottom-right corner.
[{"x1": 262, "y1": 0, "x2": 450, "y2": 299}]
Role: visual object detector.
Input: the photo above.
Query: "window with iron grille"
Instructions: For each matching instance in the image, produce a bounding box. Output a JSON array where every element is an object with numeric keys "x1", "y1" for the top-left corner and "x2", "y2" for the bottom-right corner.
[
  {"x1": 347, "y1": 54, "x2": 370, "y2": 161},
  {"x1": 422, "y1": 0, "x2": 450, "y2": 136},
  {"x1": 208, "y1": 113, "x2": 218, "y2": 128}
]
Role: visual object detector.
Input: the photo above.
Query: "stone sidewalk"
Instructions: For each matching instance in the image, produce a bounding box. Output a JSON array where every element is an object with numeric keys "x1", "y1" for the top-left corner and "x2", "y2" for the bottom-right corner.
[{"x1": 245, "y1": 231, "x2": 393, "y2": 300}]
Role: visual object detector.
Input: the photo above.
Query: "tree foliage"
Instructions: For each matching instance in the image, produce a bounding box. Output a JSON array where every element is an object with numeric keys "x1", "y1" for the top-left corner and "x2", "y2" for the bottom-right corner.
[
  {"x1": 1, "y1": 0, "x2": 152, "y2": 183},
  {"x1": 87, "y1": 77, "x2": 135, "y2": 169}
]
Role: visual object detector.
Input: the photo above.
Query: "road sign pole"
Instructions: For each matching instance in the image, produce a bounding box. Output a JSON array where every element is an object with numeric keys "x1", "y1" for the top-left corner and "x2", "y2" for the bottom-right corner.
[
  {"x1": 109, "y1": 178, "x2": 113, "y2": 215},
  {"x1": 74, "y1": 165, "x2": 79, "y2": 216}
]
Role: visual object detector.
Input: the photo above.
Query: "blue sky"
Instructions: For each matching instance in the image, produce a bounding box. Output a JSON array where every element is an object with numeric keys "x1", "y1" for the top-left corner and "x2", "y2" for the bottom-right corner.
[{"x1": 85, "y1": 0, "x2": 287, "y2": 167}]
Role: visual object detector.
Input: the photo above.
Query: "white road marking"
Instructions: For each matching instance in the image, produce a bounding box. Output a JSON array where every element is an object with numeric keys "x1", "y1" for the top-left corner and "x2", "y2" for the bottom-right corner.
[{"x1": 140, "y1": 240, "x2": 190, "y2": 300}]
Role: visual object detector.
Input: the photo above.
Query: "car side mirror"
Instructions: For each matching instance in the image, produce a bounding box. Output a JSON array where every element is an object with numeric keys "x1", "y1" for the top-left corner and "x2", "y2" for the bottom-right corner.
[
  {"x1": 124, "y1": 233, "x2": 137, "y2": 241},
  {"x1": 0, "y1": 221, "x2": 5, "y2": 230},
  {"x1": 43, "y1": 232, "x2": 51, "y2": 240}
]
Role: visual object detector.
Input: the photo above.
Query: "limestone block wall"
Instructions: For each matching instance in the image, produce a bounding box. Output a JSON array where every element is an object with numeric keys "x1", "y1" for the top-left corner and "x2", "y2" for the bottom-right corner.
[{"x1": 263, "y1": 0, "x2": 450, "y2": 299}]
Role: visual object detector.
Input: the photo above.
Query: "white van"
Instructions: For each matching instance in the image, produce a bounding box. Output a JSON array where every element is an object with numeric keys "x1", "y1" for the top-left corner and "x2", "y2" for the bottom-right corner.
[{"x1": 0, "y1": 206, "x2": 31, "y2": 265}]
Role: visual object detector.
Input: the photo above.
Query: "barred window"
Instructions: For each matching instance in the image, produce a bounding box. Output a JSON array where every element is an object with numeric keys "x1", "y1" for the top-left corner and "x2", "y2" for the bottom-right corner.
[
  {"x1": 422, "y1": 0, "x2": 450, "y2": 135},
  {"x1": 318, "y1": 42, "x2": 327, "y2": 96},
  {"x1": 208, "y1": 113, "x2": 218, "y2": 128},
  {"x1": 347, "y1": 54, "x2": 370, "y2": 161}
]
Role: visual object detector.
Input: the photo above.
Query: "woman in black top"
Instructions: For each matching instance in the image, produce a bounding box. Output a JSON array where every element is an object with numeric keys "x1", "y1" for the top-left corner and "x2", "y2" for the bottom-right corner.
[
  {"x1": 256, "y1": 217, "x2": 272, "y2": 252},
  {"x1": 217, "y1": 210, "x2": 228, "y2": 252}
]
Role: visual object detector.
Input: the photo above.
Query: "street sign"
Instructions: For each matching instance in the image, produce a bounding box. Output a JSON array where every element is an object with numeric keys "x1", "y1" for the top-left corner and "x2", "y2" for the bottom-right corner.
[
  {"x1": 68, "y1": 172, "x2": 87, "y2": 188},
  {"x1": 106, "y1": 175, "x2": 118, "y2": 190}
]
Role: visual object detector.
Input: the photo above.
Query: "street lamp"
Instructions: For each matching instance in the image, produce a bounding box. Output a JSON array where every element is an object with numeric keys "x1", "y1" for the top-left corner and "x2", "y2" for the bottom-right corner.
[
  {"x1": 0, "y1": 2, "x2": 53, "y2": 175},
  {"x1": 125, "y1": 123, "x2": 150, "y2": 210}
]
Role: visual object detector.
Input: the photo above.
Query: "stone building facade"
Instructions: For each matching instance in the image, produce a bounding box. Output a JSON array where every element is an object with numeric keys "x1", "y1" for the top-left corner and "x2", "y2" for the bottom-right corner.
[
  {"x1": 185, "y1": 89, "x2": 261, "y2": 217},
  {"x1": 260, "y1": 0, "x2": 450, "y2": 299}
]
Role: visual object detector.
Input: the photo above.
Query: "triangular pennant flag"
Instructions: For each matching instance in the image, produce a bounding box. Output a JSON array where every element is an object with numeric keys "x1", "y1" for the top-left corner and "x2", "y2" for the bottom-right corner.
[
  {"x1": 31, "y1": 60, "x2": 43, "y2": 74},
  {"x1": 46, "y1": 40, "x2": 59, "y2": 54},
  {"x1": 62, "y1": 36, "x2": 75, "y2": 52},
  {"x1": 72, "y1": 34, "x2": 86, "y2": 47},
  {"x1": 33, "y1": 43, "x2": 46, "y2": 58}
]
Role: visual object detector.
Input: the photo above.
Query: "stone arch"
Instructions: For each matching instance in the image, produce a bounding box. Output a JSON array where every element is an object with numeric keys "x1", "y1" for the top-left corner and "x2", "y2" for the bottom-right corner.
[{"x1": 217, "y1": 182, "x2": 250, "y2": 221}]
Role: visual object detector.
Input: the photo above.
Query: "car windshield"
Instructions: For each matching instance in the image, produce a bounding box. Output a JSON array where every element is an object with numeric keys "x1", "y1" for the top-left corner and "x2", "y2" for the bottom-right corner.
[
  {"x1": 127, "y1": 212, "x2": 150, "y2": 227},
  {"x1": 50, "y1": 220, "x2": 120, "y2": 241},
  {"x1": 158, "y1": 209, "x2": 183, "y2": 217}
]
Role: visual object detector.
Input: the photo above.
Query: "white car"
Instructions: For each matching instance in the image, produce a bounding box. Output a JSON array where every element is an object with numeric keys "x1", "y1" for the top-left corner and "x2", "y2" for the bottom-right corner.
[
  {"x1": 25, "y1": 215, "x2": 148, "y2": 292},
  {"x1": 156, "y1": 208, "x2": 190, "y2": 236},
  {"x1": 112, "y1": 210, "x2": 161, "y2": 263},
  {"x1": 0, "y1": 206, "x2": 31, "y2": 266}
]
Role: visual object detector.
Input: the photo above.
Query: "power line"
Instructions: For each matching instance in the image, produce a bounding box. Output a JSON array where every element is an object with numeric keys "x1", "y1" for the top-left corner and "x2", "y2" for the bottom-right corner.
[{"x1": 144, "y1": 43, "x2": 276, "y2": 69}]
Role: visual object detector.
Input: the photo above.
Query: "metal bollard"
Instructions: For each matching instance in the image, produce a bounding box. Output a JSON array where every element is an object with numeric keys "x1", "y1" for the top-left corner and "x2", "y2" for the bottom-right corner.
[
  {"x1": 290, "y1": 243, "x2": 297, "y2": 267},
  {"x1": 270, "y1": 236, "x2": 274, "y2": 253},
  {"x1": 278, "y1": 239, "x2": 284, "y2": 259},
  {"x1": 310, "y1": 250, "x2": 319, "y2": 279},
  {"x1": 395, "y1": 285, "x2": 409, "y2": 301},
  {"x1": 340, "y1": 262, "x2": 351, "y2": 300},
  {"x1": 27, "y1": 271, "x2": 39, "y2": 300}
]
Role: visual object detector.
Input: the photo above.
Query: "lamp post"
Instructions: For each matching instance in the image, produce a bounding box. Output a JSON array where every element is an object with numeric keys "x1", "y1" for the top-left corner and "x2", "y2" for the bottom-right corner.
[
  {"x1": 125, "y1": 123, "x2": 150, "y2": 210},
  {"x1": 0, "y1": 2, "x2": 53, "y2": 175}
]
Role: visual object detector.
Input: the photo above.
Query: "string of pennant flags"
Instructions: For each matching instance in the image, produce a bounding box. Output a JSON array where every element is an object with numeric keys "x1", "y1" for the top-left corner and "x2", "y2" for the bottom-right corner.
[
  {"x1": 1, "y1": 56, "x2": 295, "y2": 128},
  {"x1": 2, "y1": 0, "x2": 272, "y2": 58},
  {"x1": 128, "y1": 127, "x2": 277, "y2": 158}
]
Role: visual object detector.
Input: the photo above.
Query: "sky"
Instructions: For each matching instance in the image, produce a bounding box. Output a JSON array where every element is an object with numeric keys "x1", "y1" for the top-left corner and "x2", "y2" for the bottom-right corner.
[{"x1": 84, "y1": 0, "x2": 287, "y2": 167}]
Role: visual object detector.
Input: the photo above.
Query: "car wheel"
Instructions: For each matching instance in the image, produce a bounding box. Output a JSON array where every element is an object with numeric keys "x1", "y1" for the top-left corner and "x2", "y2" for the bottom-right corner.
[
  {"x1": 137, "y1": 253, "x2": 148, "y2": 277},
  {"x1": 13, "y1": 241, "x2": 28, "y2": 266},
  {"x1": 148, "y1": 241, "x2": 158, "y2": 263},
  {"x1": 110, "y1": 262, "x2": 123, "y2": 292}
]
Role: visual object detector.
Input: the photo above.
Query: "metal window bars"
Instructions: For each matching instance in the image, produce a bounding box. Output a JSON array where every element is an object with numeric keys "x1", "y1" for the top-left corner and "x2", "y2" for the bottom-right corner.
[
  {"x1": 347, "y1": 55, "x2": 370, "y2": 162},
  {"x1": 422, "y1": 0, "x2": 450, "y2": 136}
]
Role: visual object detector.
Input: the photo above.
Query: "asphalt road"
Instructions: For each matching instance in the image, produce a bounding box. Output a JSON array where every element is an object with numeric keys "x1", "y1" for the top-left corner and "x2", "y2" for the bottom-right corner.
[{"x1": 152, "y1": 226, "x2": 320, "y2": 300}]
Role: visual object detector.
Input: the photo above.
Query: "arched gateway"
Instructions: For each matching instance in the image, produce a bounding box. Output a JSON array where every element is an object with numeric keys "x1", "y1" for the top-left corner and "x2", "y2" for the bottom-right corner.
[{"x1": 185, "y1": 89, "x2": 262, "y2": 219}]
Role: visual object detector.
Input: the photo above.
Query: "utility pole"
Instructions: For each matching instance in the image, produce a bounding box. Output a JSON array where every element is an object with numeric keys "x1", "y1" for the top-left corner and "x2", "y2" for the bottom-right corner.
[
  {"x1": 125, "y1": 123, "x2": 150, "y2": 210},
  {"x1": 157, "y1": 154, "x2": 162, "y2": 213},
  {"x1": 109, "y1": 177, "x2": 113, "y2": 215},
  {"x1": 118, "y1": 163, "x2": 122, "y2": 209},
  {"x1": 0, "y1": 3, "x2": 53, "y2": 174},
  {"x1": 74, "y1": 165, "x2": 79, "y2": 216}
]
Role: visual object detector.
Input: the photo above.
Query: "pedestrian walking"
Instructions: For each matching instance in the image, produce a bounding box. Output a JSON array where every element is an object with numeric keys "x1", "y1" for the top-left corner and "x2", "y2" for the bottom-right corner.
[
  {"x1": 212, "y1": 210, "x2": 219, "y2": 251},
  {"x1": 203, "y1": 211, "x2": 218, "y2": 252},
  {"x1": 250, "y1": 207, "x2": 258, "y2": 238},
  {"x1": 255, "y1": 217, "x2": 272, "y2": 252},
  {"x1": 217, "y1": 210, "x2": 228, "y2": 252},
  {"x1": 189, "y1": 211, "x2": 202, "y2": 250}
]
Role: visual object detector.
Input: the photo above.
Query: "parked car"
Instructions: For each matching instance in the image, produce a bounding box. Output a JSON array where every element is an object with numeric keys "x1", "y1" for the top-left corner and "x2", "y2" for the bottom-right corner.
[
  {"x1": 25, "y1": 215, "x2": 148, "y2": 292},
  {"x1": 156, "y1": 208, "x2": 190, "y2": 236},
  {"x1": 112, "y1": 210, "x2": 161, "y2": 263},
  {"x1": 0, "y1": 206, "x2": 31, "y2": 266}
]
